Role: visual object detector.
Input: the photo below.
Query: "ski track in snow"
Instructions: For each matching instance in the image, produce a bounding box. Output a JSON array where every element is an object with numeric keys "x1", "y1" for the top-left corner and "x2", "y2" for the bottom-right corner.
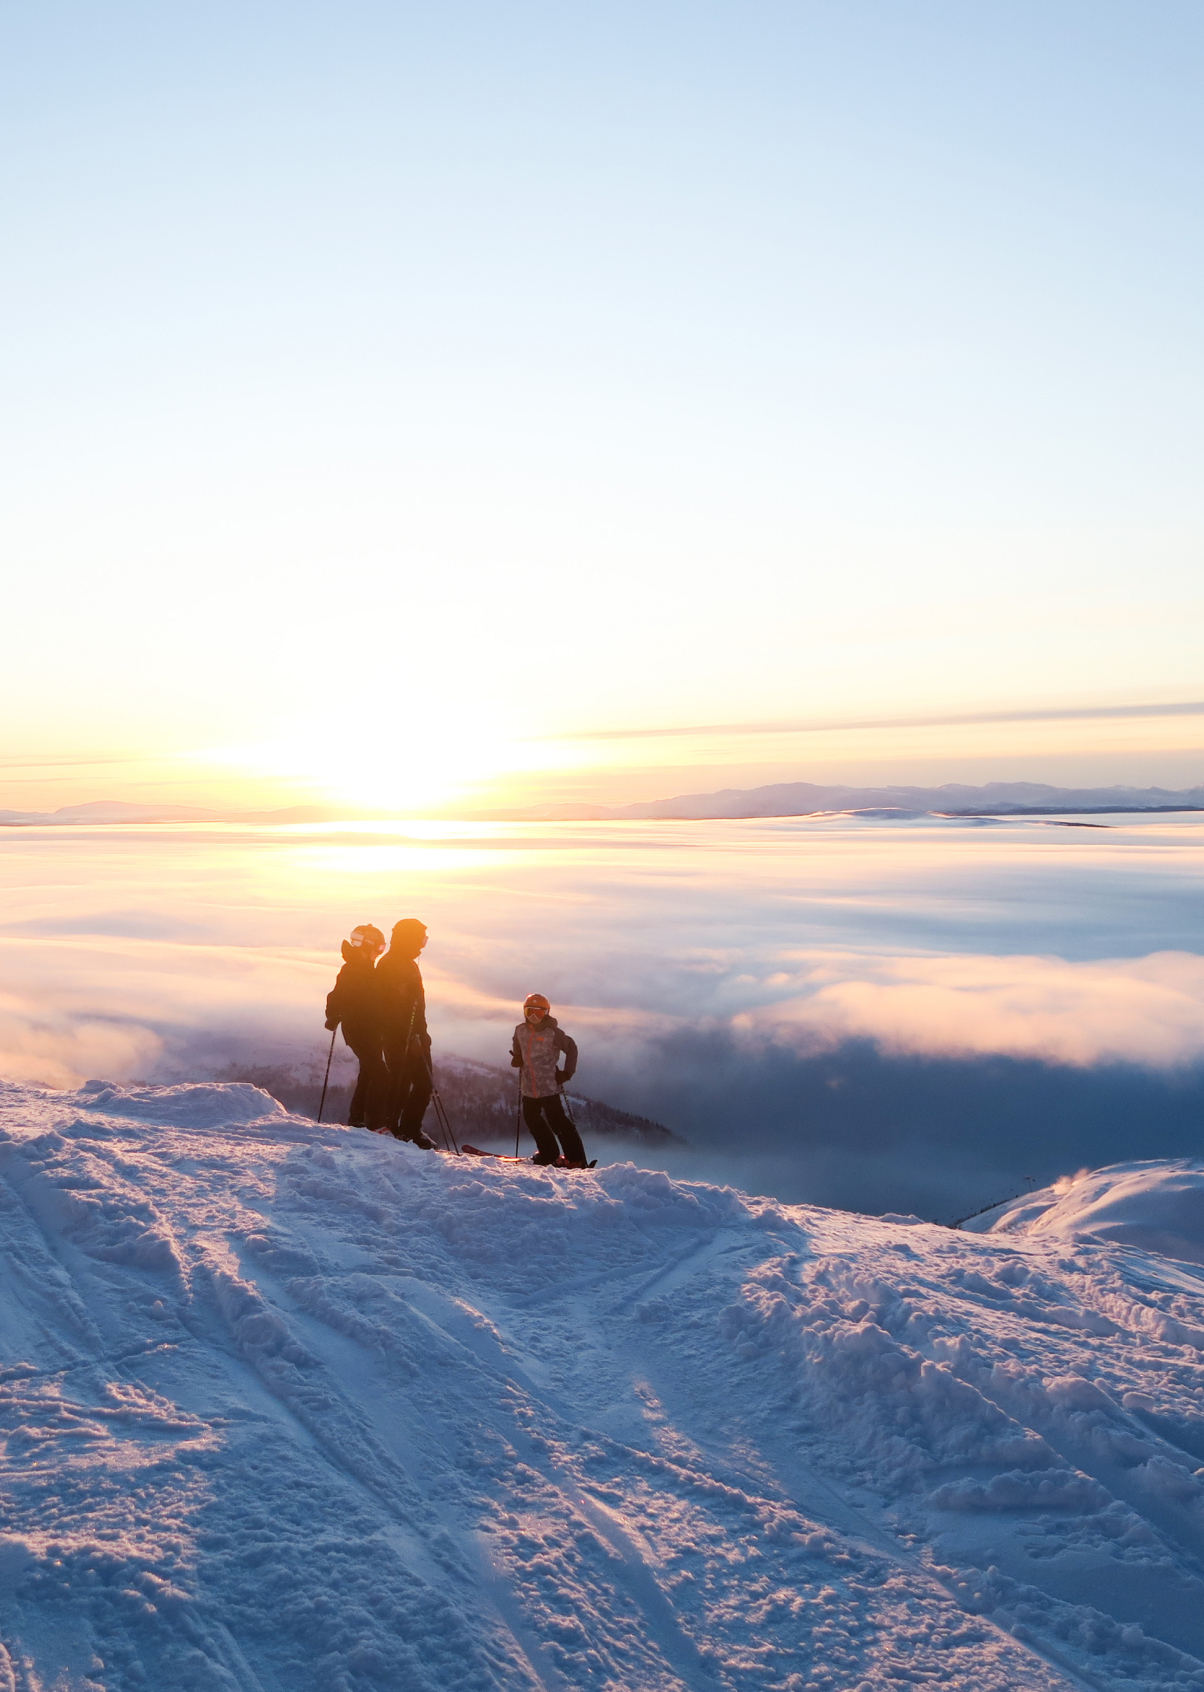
[{"x1": 0, "y1": 1084, "x2": 1201, "y2": 1689}]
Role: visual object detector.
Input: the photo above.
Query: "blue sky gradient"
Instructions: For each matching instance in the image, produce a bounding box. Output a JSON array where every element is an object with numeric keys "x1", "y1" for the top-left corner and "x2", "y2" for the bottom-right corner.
[{"x1": 1, "y1": 2, "x2": 1202, "y2": 809}]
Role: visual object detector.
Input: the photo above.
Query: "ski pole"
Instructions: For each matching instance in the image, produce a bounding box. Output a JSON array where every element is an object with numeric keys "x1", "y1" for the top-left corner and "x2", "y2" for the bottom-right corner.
[
  {"x1": 389, "y1": 1002, "x2": 418, "y2": 1139},
  {"x1": 426, "y1": 1055, "x2": 459, "y2": 1150},
  {"x1": 515, "y1": 1075, "x2": 523, "y2": 1158},
  {"x1": 430, "y1": 1081, "x2": 460, "y2": 1154},
  {"x1": 317, "y1": 1027, "x2": 337, "y2": 1124},
  {"x1": 416, "y1": 1045, "x2": 460, "y2": 1154}
]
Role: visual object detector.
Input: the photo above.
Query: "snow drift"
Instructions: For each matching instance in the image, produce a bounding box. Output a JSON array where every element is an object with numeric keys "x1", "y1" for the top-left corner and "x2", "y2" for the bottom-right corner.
[
  {"x1": 967, "y1": 1159, "x2": 1204, "y2": 1265},
  {"x1": 1, "y1": 1084, "x2": 1203, "y2": 1691}
]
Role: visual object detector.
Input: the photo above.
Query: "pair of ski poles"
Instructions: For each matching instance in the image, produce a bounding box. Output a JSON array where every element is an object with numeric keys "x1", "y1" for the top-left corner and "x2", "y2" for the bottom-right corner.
[
  {"x1": 316, "y1": 1019, "x2": 460, "y2": 1154},
  {"x1": 399, "y1": 1000, "x2": 460, "y2": 1154},
  {"x1": 419, "y1": 1046, "x2": 460, "y2": 1154}
]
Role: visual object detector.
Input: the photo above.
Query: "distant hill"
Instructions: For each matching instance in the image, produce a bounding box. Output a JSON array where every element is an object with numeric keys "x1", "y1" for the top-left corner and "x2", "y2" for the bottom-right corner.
[{"x1": 216, "y1": 1054, "x2": 686, "y2": 1149}]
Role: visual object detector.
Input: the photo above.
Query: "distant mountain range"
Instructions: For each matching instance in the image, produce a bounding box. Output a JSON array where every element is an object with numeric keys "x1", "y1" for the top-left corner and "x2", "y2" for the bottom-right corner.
[
  {"x1": 4, "y1": 782, "x2": 1204, "y2": 828},
  {"x1": 495, "y1": 779, "x2": 1204, "y2": 821}
]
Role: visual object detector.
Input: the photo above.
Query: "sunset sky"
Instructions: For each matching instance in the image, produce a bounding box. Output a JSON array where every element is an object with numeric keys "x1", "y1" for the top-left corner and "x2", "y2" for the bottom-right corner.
[{"x1": 3, "y1": 1, "x2": 1202, "y2": 814}]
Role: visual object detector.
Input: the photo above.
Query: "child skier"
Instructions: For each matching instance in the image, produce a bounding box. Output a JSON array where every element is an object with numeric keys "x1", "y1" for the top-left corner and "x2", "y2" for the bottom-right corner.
[
  {"x1": 324, "y1": 924, "x2": 388, "y2": 1130},
  {"x1": 510, "y1": 993, "x2": 588, "y2": 1167}
]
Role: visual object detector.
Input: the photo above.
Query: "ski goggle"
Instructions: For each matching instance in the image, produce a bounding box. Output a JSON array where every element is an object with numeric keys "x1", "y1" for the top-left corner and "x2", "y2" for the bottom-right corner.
[{"x1": 349, "y1": 927, "x2": 385, "y2": 950}]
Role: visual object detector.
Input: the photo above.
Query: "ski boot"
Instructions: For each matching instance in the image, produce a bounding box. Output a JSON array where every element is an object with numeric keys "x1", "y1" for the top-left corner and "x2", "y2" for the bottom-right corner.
[{"x1": 392, "y1": 1128, "x2": 436, "y2": 1150}]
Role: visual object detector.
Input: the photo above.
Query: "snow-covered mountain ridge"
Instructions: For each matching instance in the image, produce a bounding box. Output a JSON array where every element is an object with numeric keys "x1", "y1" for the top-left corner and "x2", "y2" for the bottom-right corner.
[
  {"x1": 1, "y1": 1080, "x2": 1203, "y2": 1691},
  {"x1": 501, "y1": 780, "x2": 1204, "y2": 822}
]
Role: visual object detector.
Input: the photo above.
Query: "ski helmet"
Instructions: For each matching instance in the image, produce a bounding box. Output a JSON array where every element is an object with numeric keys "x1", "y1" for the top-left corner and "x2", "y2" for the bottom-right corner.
[
  {"x1": 348, "y1": 924, "x2": 385, "y2": 952},
  {"x1": 523, "y1": 993, "x2": 550, "y2": 1013},
  {"x1": 390, "y1": 917, "x2": 428, "y2": 956}
]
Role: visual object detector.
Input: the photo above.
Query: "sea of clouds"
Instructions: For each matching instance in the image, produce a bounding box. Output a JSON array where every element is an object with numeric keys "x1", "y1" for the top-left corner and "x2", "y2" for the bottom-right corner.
[{"x1": 1, "y1": 812, "x2": 1202, "y2": 1218}]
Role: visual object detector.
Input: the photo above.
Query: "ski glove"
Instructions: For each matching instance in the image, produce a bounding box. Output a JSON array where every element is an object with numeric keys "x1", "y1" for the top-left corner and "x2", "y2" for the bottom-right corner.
[{"x1": 325, "y1": 1016, "x2": 339, "y2": 1032}]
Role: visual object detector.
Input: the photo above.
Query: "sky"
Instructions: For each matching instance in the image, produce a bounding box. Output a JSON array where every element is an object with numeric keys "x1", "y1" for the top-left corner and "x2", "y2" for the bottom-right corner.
[
  {"x1": 2, "y1": 1, "x2": 1203, "y2": 814},
  {"x1": 3, "y1": 812, "x2": 1204, "y2": 1220}
]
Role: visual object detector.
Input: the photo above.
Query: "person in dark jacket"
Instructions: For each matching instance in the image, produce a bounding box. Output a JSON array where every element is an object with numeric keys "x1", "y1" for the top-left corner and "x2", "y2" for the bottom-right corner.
[
  {"x1": 325, "y1": 924, "x2": 388, "y2": 1130},
  {"x1": 510, "y1": 993, "x2": 587, "y2": 1166},
  {"x1": 377, "y1": 917, "x2": 435, "y2": 1147}
]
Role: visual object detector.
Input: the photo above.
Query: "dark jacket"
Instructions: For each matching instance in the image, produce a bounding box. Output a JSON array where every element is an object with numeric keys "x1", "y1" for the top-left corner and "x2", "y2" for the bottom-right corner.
[
  {"x1": 325, "y1": 943, "x2": 380, "y2": 1045},
  {"x1": 376, "y1": 951, "x2": 430, "y2": 1054},
  {"x1": 511, "y1": 1015, "x2": 577, "y2": 1098}
]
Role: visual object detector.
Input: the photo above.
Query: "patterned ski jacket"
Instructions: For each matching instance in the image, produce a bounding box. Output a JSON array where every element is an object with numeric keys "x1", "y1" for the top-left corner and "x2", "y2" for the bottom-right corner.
[{"x1": 511, "y1": 1015, "x2": 578, "y2": 1099}]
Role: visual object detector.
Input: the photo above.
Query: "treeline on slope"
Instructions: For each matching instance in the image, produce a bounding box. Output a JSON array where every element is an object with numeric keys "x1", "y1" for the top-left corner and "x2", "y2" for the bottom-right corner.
[{"x1": 215, "y1": 1055, "x2": 685, "y2": 1148}]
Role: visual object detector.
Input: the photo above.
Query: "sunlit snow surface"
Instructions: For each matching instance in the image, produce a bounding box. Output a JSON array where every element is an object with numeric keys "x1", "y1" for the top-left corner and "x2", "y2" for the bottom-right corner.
[{"x1": 3, "y1": 1083, "x2": 1204, "y2": 1690}]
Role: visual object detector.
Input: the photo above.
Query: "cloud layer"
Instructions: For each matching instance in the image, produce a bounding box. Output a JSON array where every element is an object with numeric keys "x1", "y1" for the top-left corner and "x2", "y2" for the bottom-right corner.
[
  {"x1": 734, "y1": 949, "x2": 1204, "y2": 1068},
  {"x1": 2, "y1": 813, "x2": 1202, "y2": 1215}
]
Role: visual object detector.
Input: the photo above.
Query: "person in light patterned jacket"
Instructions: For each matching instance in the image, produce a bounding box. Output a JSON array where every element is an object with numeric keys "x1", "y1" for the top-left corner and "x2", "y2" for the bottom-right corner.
[{"x1": 510, "y1": 994, "x2": 587, "y2": 1166}]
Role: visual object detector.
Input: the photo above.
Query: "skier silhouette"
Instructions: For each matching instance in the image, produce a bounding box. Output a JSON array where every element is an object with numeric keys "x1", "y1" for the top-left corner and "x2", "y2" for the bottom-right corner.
[
  {"x1": 324, "y1": 924, "x2": 389, "y2": 1130},
  {"x1": 377, "y1": 918, "x2": 436, "y2": 1148}
]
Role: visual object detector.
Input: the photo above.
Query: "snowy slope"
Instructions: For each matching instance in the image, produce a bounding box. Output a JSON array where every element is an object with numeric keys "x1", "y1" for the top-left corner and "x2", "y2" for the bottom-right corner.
[
  {"x1": 966, "y1": 1161, "x2": 1204, "y2": 1265},
  {"x1": 1, "y1": 1090, "x2": 1203, "y2": 1692}
]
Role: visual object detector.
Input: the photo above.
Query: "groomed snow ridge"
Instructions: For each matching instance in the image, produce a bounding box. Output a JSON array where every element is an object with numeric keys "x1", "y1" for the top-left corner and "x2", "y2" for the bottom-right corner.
[{"x1": 1, "y1": 1081, "x2": 1203, "y2": 1691}]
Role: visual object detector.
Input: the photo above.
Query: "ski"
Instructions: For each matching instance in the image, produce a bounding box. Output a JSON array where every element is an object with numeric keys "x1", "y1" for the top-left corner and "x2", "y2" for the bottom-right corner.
[{"x1": 462, "y1": 1144, "x2": 596, "y2": 1169}]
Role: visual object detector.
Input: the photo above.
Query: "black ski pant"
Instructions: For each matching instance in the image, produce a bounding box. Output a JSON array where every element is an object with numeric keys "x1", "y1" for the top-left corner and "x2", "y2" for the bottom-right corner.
[
  {"x1": 522, "y1": 1094, "x2": 585, "y2": 1164},
  {"x1": 343, "y1": 1027, "x2": 389, "y2": 1131},
  {"x1": 384, "y1": 1042, "x2": 433, "y2": 1140}
]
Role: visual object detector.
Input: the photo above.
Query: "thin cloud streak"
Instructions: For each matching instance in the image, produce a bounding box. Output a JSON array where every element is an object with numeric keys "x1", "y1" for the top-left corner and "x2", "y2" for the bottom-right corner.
[
  {"x1": 543, "y1": 699, "x2": 1204, "y2": 744},
  {"x1": 0, "y1": 753, "x2": 168, "y2": 774}
]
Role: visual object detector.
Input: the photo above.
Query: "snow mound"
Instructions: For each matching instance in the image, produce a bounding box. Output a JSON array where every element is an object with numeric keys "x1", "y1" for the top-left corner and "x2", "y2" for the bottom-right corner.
[
  {"x1": 1, "y1": 1083, "x2": 1204, "y2": 1690},
  {"x1": 75, "y1": 1077, "x2": 287, "y2": 1126},
  {"x1": 974, "y1": 1158, "x2": 1204, "y2": 1263}
]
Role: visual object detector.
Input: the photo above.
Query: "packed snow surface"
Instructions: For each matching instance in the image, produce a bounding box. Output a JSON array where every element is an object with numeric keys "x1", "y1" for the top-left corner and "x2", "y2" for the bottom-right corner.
[{"x1": 2, "y1": 1087, "x2": 1204, "y2": 1690}]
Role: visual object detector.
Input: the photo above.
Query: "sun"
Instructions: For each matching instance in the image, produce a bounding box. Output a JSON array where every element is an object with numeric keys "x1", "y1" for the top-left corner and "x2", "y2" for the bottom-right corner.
[{"x1": 200, "y1": 702, "x2": 580, "y2": 815}]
